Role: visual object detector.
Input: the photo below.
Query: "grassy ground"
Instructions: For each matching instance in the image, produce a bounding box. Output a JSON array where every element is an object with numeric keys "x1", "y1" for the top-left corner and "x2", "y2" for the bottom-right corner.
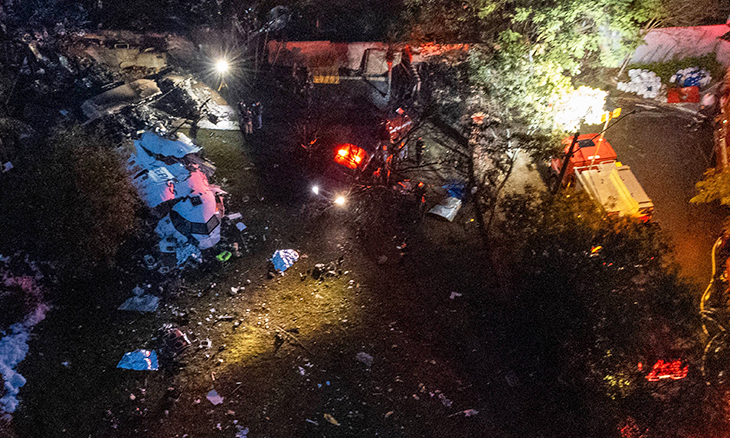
[{"x1": 9, "y1": 79, "x2": 505, "y2": 438}]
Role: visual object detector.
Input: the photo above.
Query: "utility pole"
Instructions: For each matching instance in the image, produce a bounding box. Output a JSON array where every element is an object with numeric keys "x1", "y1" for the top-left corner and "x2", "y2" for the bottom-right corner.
[{"x1": 553, "y1": 131, "x2": 580, "y2": 194}]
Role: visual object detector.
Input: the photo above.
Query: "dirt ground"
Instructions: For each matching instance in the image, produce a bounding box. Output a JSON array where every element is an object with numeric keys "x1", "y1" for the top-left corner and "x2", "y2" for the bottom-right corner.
[{"x1": 7, "y1": 77, "x2": 522, "y2": 438}]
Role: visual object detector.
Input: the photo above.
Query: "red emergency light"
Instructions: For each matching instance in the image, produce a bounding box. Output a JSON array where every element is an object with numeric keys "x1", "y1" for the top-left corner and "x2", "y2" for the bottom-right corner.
[
  {"x1": 644, "y1": 359, "x2": 688, "y2": 381},
  {"x1": 333, "y1": 143, "x2": 368, "y2": 170}
]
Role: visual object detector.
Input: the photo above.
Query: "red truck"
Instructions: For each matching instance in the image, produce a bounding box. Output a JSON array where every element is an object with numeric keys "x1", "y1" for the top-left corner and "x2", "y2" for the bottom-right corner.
[{"x1": 550, "y1": 134, "x2": 654, "y2": 222}]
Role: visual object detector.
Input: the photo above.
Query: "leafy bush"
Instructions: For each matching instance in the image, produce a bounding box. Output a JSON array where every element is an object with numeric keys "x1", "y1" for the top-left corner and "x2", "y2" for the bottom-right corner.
[{"x1": 0, "y1": 125, "x2": 139, "y2": 277}]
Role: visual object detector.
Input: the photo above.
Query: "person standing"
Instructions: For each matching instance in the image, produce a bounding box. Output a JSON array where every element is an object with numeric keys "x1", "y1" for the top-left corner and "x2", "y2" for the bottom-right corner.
[
  {"x1": 243, "y1": 106, "x2": 253, "y2": 135},
  {"x1": 238, "y1": 101, "x2": 248, "y2": 133},
  {"x1": 252, "y1": 101, "x2": 263, "y2": 129}
]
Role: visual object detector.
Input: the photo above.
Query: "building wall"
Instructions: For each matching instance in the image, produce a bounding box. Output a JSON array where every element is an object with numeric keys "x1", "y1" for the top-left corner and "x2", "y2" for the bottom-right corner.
[
  {"x1": 630, "y1": 24, "x2": 730, "y2": 67},
  {"x1": 267, "y1": 41, "x2": 390, "y2": 72}
]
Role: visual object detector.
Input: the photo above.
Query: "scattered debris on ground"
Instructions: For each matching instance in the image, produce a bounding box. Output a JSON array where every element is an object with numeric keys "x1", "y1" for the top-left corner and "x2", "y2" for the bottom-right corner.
[
  {"x1": 126, "y1": 129, "x2": 227, "y2": 269},
  {"x1": 206, "y1": 389, "x2": 224, "y2": 405},
  {"x1": 116, "y1": 349, "x2": 159, "y2": 371},
  {"x1": 271, "y1": 249, "x2": 299, "y2": 273},
  {"x1": 117, "y1": 285, "x2": 160, "y2": 312},
  {"x1": 355, "y1": 352, "x2": 374, "y2": 368}
]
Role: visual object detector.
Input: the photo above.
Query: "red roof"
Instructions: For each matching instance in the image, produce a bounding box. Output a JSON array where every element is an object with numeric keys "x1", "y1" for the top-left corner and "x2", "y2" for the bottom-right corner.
[{"x1": 563, "y1": 134, "x2": 617, "y2": 168}]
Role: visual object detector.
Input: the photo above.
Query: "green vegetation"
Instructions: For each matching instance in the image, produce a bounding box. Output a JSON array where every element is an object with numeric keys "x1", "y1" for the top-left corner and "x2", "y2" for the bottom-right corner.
[
  {"x1": 183, "y1": 128, "x2": 256, "y2": 206},
  {"x1": 691, "y1": 168, "x2": 730, "y2": 206},
  {"x1": 499, "y1": 189, "x2": 722, "y2": 435},
  {"x1": 0, "y1": 125, "x2": 139, "y2": 276}
]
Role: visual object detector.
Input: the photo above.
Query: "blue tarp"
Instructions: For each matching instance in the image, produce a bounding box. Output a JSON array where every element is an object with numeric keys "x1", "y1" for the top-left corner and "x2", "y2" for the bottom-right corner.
[
  {"x1": 443, "y1": 180, "x2": 466, "y2": 200},
  {"x1": 117, "y1": 349, "x2": 159, "y2": 371},
  {"x1": 271, "y1": 249, "x2": 299, "y2": 272}
]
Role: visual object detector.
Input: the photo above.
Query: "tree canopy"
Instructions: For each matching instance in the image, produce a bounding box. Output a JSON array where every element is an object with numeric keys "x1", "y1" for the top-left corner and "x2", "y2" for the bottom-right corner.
[
  {"x1": 691, "y1": 168, "x2": 730, "y2": 206},
  {"x1": 0, "y1": 125, "x2": 139, "y2": 277},
  {"x1": 497, "y1": 189, "x2": 723, "y2": 436}
]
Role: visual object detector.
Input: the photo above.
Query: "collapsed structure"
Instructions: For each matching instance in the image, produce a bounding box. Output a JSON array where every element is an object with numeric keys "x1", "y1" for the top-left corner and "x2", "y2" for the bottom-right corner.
[{"x1": 127, "y1": 130, "x2": 225, "y2": 266}]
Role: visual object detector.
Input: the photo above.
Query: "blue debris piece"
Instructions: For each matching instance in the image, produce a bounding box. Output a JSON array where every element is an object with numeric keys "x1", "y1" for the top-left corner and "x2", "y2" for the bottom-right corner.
[
  {"x1": 443, "y1": 180, "x2": 466, "y2": 200},
  {"x1": 117, "y1": 349, "x2": 159, "y2": 371},
  {"x1": 271, "y1": 249, "x2": 299, "y2": 272}
]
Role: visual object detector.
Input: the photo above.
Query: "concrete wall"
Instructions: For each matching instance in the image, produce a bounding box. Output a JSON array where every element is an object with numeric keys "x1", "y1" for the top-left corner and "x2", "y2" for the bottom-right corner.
[
  {"x1": 267, "y1": 41, "x2": 391, "y2": 72},
  {"x1": 266, "y1": 41, "x2": 471, "y2": 75},
  {"x1": 630, "y1": 24, "x2": 730, "y2": 67}
]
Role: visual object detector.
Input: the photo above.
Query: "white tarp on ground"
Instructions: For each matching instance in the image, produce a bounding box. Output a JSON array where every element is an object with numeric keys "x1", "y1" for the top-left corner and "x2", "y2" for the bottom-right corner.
[
  {"x1": 630, "y1": 24, "x2": 730, "y2": 67},
  {"x1": 428, "y1": 197, "x2": 462, "y2": 222}
]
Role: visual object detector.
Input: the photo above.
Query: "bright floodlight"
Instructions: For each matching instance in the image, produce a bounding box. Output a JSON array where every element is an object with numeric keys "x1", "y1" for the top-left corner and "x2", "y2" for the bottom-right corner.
[
  {"x1": 312, "y1": 185, "x2": 319, "y2": 195},
  {"x1": 334, "y1": 196, "x2": 346, "y2": 206},
  {"x1": 215, "y1": 59, "x2": 229, "y2": 74}
]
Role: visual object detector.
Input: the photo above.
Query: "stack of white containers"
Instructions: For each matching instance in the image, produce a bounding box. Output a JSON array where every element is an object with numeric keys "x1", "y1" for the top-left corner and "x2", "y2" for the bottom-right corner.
[{"x1": 617, "y1": 69, "x2": 662, "y2": 99}]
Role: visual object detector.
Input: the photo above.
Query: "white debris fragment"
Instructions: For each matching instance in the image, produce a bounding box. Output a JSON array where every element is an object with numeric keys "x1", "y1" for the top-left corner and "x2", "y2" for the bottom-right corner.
[
  {"x1": 356, "y1": 352, "x2": 374, "y2": 368},
  {"x1": 206, "y1": 389, "x2": 224, "y2": 405}
]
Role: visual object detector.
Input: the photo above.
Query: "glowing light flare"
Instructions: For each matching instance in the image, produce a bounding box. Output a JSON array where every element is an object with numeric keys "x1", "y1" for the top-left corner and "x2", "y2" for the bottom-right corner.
[
  {"x1": 215, "y1": 59, "x2": 229, "y2": 74},
  {"x1": 334, "y1": 196, "x2": 346, "y2": 206},
  {"x1": 312, "y1": 185, "x2": 319, "y2": 195},
  {"x1": 333, "y1": 143, "x2": 368, "y2": 170},
  {"x1": 552, "y1": 85, "x2": 608, "y2": 131},
  {"x1": 644, "y1": 359, "x2": 688, "y2": 381}
]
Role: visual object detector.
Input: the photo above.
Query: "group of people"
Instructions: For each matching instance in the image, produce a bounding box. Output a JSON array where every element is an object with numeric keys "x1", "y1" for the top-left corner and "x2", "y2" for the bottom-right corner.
[{"x1": 238, "y1": 101, "x2": 263, "y2": 135}]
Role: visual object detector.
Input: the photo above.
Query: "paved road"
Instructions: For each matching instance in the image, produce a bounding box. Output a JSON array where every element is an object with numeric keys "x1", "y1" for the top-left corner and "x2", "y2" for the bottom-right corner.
[{"x1": 596, "y1": 102, "x2": 727, "y2": 287}]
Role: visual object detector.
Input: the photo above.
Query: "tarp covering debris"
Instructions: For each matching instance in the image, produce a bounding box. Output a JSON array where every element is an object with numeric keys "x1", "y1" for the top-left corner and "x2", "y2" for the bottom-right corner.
[
  {"x1": 271, "y1": 250, "x2": 299, "y2": 272},
  {"x1": 428, "y1": 197, "x2": 462, "y2": 222},
  {"x1": 116, "y1": 349, "x2": 159, "y2": 371}
]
